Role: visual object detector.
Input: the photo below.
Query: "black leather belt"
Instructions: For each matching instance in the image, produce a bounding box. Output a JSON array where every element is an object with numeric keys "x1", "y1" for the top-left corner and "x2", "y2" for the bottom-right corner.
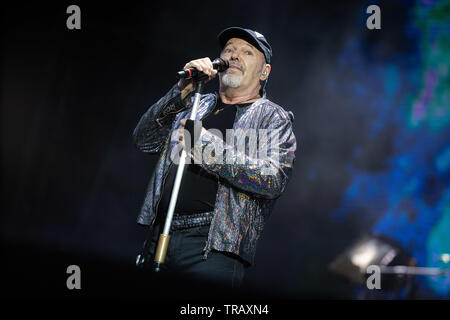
[{"x1": 171, "y1": 211, "x2": 214, "y2": 230}]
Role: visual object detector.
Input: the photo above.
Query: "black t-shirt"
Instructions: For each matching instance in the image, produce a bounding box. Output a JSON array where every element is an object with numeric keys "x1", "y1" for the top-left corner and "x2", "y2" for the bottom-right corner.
[{"x1": 157, "y1": 97, "x2": 252, "y2": 217}]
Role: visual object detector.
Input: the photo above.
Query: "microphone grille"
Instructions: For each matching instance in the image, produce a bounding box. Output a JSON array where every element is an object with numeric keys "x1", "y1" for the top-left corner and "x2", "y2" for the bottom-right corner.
[{"x1": 214, "y1": 58, "x2": 229, "y2": 72}]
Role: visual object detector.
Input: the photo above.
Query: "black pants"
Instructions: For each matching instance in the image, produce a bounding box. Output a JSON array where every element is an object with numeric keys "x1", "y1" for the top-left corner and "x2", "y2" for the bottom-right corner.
[{"x1": 145, "y1": 222, "x2": 247, "y2": 288}]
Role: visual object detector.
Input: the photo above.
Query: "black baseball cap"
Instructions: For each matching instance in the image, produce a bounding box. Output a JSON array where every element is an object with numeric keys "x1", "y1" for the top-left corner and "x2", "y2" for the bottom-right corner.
[{"x1": 218, "y1": 27, "x2": 272, "y2": 64}]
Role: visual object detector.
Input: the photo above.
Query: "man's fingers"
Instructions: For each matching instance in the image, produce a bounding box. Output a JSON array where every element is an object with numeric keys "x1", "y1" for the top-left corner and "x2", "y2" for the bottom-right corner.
[
  {"x1": 203, "y1": 58, "x2": 214, "y2": 76},
  {"x1": 184, "y1": 58, "x2": 215, "y2": 76},
  {"x1": 197, "y1": 60, "x2": 210, "y2": 75}
]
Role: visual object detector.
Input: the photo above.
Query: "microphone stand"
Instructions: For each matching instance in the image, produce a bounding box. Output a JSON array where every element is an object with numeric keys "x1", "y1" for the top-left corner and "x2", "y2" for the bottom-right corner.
[{"x1": 153, "y1": 79, "x2": 205, "y2": 272}]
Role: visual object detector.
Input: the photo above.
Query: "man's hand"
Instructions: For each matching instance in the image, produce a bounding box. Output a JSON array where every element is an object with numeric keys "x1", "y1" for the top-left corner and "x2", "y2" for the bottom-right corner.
[{"x1": 178, "y1": 58, "x2": 219, "y2": 99}]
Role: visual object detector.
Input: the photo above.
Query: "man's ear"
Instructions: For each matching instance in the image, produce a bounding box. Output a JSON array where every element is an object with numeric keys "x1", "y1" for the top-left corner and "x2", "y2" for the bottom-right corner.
[{"x1": 260, "y1": 64, "x2": 271, "y2": 80}]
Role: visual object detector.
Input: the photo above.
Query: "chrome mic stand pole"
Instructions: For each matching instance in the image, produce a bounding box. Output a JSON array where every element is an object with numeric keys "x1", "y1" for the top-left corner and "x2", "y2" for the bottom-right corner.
[{"x1": 154, "y1": 79, "x2": 204, "y2": 272}]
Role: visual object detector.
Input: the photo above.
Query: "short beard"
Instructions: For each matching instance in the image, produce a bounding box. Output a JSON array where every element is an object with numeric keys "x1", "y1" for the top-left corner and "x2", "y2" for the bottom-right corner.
[{"x1": 221, "y1": 73, "x2": 243, "y2": 88}]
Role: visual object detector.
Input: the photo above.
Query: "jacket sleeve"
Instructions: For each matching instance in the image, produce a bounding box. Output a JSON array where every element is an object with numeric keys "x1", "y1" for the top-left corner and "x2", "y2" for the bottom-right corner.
[
  {"x1": 132, "y1": 84, "x2": 193, "y2": 154},
  {"x1": 189, "y1": 118, "x2": 297, "y2": 200}
]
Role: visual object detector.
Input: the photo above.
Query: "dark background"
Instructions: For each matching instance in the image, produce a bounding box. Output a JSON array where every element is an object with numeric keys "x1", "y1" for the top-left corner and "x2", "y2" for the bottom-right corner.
[{"x1": 2, "y1": 0, "x2": 448, "y2": 300}]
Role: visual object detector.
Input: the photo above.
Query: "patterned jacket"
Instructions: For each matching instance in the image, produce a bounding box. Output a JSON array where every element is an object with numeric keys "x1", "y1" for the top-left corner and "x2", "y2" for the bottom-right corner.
[{"x1": 133, "y1": 83, "x2": 296, "y2": 265}]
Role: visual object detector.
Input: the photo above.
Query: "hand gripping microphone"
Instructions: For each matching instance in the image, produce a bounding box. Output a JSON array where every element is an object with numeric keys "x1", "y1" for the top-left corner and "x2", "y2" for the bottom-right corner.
[{"x1": 176, "y1": 58, "x2": 229, "y2": 80}]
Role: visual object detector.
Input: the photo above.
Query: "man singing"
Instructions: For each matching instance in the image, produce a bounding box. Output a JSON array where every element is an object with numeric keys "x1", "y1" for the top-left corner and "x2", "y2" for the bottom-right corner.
[{"x1": 133, "y1": 27, "x2": 296, "y2": 288}]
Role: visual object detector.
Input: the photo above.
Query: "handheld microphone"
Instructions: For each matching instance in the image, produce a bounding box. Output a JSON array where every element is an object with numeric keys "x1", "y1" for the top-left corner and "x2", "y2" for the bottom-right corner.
[{"x1": 176, "y1": 58, "x2": 229, "y2": 79}]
